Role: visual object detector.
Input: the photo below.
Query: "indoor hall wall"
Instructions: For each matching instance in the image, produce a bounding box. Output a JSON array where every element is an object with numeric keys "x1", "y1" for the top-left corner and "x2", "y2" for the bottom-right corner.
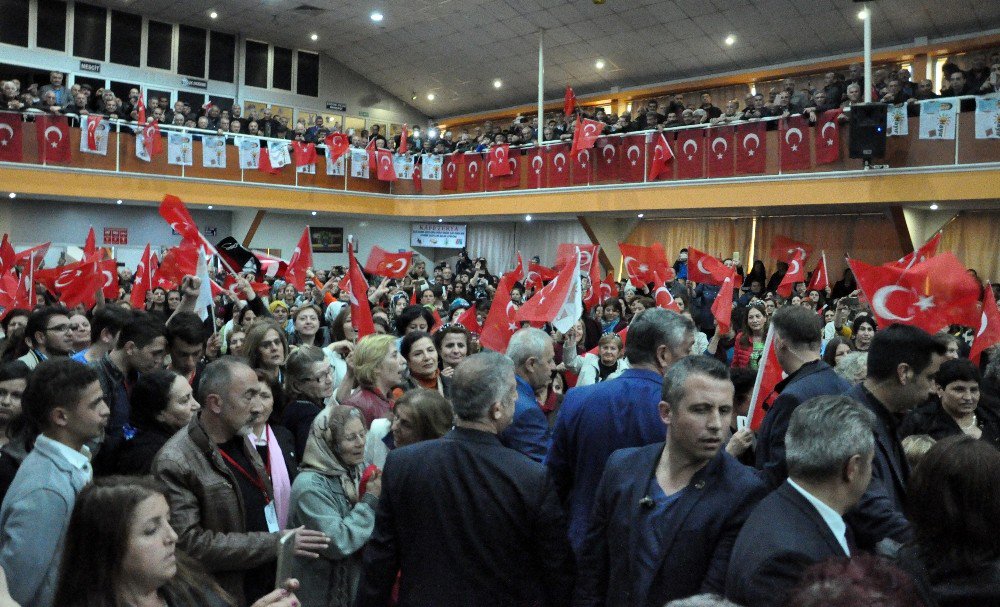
[{"x1": 939, "y1": 211, "x2": 1000, "y2": 282}]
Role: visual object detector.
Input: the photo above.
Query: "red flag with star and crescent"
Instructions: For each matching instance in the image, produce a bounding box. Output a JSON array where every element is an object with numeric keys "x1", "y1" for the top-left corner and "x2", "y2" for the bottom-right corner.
[
  {"x1": 85, "y1": 115, "x2": 103, "y2": 152},
  {"x1": 706, "y1": 126, "x2": 735, "y2": 178},
  {"x1": 571, "y1": 147, "x2": 592, "y2": 185},
  {"x1": 570, "y1": 117, "x2": 605, "y2": 156},
  {"x1": 525, "y1": 262, "x2": 558, "y2": 292},
  {"x1": 324, "y1": 132, "x2": 350, "y2": 163},
  {"x1": 891, "y1": 232, "x2": 941, "y2": 270},
  {"x1": 648, "y1": 132, "x2": 675, "y2": 181},
  {"x1": 545, "y1": 144, "x2": 571, "y2": 188},
  {"x1": 807, "y1": 251, "x2": 830, "y2": 292},
  {"x1": 675, "y1": 129, "x2": 705, "y2": 179},
  {"x1": 736, "y1": 121, "x2": 766, "y2": 175},
  {"x1": 517, "y1": 249, "x2": 582, "y2": 333},
  {"x1": 143, "y1": 121, "x2": 163, "y2": 159},
  {"x1": 594, "y1": 137, "x2": 619, "y2": 181},
  {"x1": 343, "y1": 238, "x2": 375, "y2": 339},
  {"x1": 488, "y1": 144, "x2": 512, "y2": 177},
  {"x1": 653, "y1": 271, "x2": 682, "y2": 312},
  {"x1": 131, "y1": 243, "x2": 153, "y2": 309},
  {"x1": 374, "y1": 148, "x2": 396, "y2": 181},
  {"x1": 619, "y1": 242, "x2": 671, "y2": 285},
  {"x1": 479, "y1": 271, "x2": 522, "y2": 353},
  {"x1": 779, "y1": 115, "x2": 811, "y2": 171},
  {"x1": 463, "y1": 153, "x2": 484, "y2": 192},
  {"x1": 770, "y1": 235, "x2": 813, "y2": 264},
  {"x1": 815, "y1": 109, "x2": 843, "y2": 165},
  {"x1": 35, "y1": 114, "x2": 71, "y2": 164},
  {"x1": 0, "y1": 113, "x2": 23, "y2": 163},
  {"x1": 284, "y1": 227, "x2": 313, "y2": 291},
  {"x1": 364, "y1": 246, "x2": 412, "y2": 279},
  {"x1": 620, "y1": 134, "x2": 646, "y2": 182},
  {"x1": 687, "y1": 247, "x2": 737, "y2": 287},
  {"x1": 711, "y1": 270, "x2": 739, "y2": 332},
  {"x1": 970, "y1": 284, "x2": 1000, "y2": 365},
  {"x1": 777, "y1": 250, "x2": 807, "y2": 297},
  {"x1": 599, "y1": 272, "x2": 619, "y2": 304},
  {"x1": 442, "y1": 152, "x2": 460, "y2": 191}
]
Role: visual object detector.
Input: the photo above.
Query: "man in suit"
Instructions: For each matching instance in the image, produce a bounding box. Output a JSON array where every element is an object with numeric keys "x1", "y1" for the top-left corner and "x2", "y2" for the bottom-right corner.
[
  {"x1": 574, "y1": 356, "x2": 768, "y2": 606},
  {"x1": 357, "y1": 351, "x2": 575, "y2": 607},
  {"x1": 502, "y1": 328, "x2": 556, "y2": 462},
  {"x1": 546, "y1": 308, "x2": 695, "y2": 553},
  {"x1": 726, "y1": 395, "x2": 876, "y2": 607},
  {"x1": 756, "y1": 306, "x2": 852, "y2": 487},
  {"x1": 845, "y1": 324, "x2": 946, "y2": 549}
]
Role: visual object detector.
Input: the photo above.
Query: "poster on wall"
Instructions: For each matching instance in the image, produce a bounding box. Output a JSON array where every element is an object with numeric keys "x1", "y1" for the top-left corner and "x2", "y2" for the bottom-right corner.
[
  {"x1": 310, "y1": 227, "x2": 344, "y2": 253},
  {"x1": 411, "y1": 222, "x2": 467, "y2": 249}
]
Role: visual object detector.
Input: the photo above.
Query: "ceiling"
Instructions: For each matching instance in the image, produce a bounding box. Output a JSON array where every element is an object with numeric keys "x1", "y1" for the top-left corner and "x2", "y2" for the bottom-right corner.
[{"x1": 105, "y1": 0, "x2": 998, "y2": 118}]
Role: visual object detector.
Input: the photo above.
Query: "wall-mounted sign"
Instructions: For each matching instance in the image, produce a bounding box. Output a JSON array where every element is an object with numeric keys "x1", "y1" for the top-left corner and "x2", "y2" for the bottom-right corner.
[
  {"x1": 103, "y1": 227, "x2": 128, "y2": 245},
  {"x1": 358, "y1": 110, "x2": 370, "y2": 118},
  {"x1": 326, "y1": 102, "x2": 347, "y2": 112},
  {"x1": 411, "y1": 223, "x2": 466, "y2": 249},
  {"x1": 181, "y1": 77, "x2": 208, "y2": 90},
  {"x1": 79, "y1": 61, "x2": 101, "y2": 74}
]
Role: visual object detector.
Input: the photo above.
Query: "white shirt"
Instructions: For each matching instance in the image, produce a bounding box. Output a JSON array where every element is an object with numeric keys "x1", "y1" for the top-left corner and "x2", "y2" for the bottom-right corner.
[
  {"x1": 35, "y1": 434, "x2": 93, "y2": 483},
  {"x1": 787, "y1": 478, "x2": 850, "y2": 556}
]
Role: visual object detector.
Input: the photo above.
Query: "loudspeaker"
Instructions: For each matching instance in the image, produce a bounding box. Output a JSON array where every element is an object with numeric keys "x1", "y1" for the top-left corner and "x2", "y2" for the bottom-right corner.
[{"x1": 848, "y1": 103, "x2": 888, "y2": 159}]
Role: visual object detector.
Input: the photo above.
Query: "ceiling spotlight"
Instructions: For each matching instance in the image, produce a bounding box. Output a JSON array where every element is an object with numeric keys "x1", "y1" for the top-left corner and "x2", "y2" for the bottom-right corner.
[
  {"x1": 857, "y1": 8, "x2": 870, "y2": 19},
  {"x1": 310, "y1": 33, "x2": 318, "y2": 41},
  {"x1": 427, "y1": 93, "x2": 435, "y2": 101},
  {"x1": 209, "y1": 10, "x2": 218, "y2": 19},
  {"x1": 525, "y1": 214, "x2": 532, "y2": 222},
  {"x1": 637, "y1": 213, "x2": 644, "y2": 218},
  {"x1": 411, "y1": 92, "x2": 417, "y2": 100},
  {"x1": 724, "y1": 35, "x2": 736, "y2": 46},
  {"x1": 7, "y1": 193, "x2": 15, "y2": 199},
  {"x1": 370, "y1": 11, "x2": 384, "y2": 22},
  {"x1": 595, "y1": 59, "x2": 605, "y2": 69},
  {"x1": 428, "y1": 128, "x2": 437, "y2": 138},
  {"x1": 116, "y1": 199, "x2": 123, "y2": 205},
  {"x1": 437, "y1": 218, "x2": 443, "y2": 223},
  {"x1": 493, "y1": 79, "x2": 502, "y2": 89},
  {"x1": 311, "y1": 211, "x2": 318, "y2": 216},
  {"x1": 207, "y1": 205, "x2": 213, "y2": 210},
  {"x1": 930, "y1": 203, "x2": 939, "y2": 210}
]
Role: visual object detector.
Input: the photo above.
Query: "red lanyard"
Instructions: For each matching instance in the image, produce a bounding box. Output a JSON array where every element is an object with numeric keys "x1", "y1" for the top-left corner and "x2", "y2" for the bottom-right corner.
[{"x1": 218, "y1": 448, "x2": 270, "y2": 504}]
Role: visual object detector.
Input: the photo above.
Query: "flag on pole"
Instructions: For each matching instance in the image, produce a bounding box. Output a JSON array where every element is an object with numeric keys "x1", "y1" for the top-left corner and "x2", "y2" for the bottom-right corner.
[
  {"x1": 194, "y1": 251, "x2": 214, "y2": 321},
  {"x1": 746, "y1": 324, "x2": 785, "y2": 431}
]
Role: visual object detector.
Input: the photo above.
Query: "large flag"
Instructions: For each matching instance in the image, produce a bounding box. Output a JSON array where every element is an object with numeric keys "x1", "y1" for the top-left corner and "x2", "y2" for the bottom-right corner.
[
  {"x1": 887, "y1": 104, "x2": 909, "y2": 137},
  {"x1": 776, "y1": 250, "x2": 806, "y2": 297},
  {"x1": 970, "y1": 285, "x2": 1000, "y2": 365},
  {"x1": 594, "y1": 137, "x2": 619, "y2": 181},
  {"x1": 442, "y1": 153, "x2": 460, "y2": 191},
  {"x1": 160, "y1": 195, "x2": 203, "y2": 246},
  {"x1": 80, "y1": 114, "x2": 108, "y2": 155},
  {"x1": 648, "y1": 132, "x2": 674, "y2": 181},
  {"x1": 545, "y1": 143, "x2": 571, "y2": 188},
  {"x1": 374, "y1": 148, "x2": 396, "y2": 181},
  {"x1": 599, "y1": 272, "x2": 619, "y2": 304},
  {"x1": 570, "y1": 117, "x2": 604, "y2": 155},
  {"x1": 891, "y1": 232, "x2": 941, "y2": 270},
  {"x1": 736, "y1": 121, "x2": 766, "y2": 175},
  {"x1": 653, "y1": 271, "x2": 681, "y2": 312},
  {"x1": 849, "y1": 253, "x2": 981, "y2": 333},
  {"x1": 746, "y1": 325, "x2": 784, "y2": 431},
  {"x1": 463, "y1": 153, "x2": 484, "y2": 191},
  {"x1": 154, "y1": 242, "x2": 200, "y2": 286},
  {"x1": 365, "y1": 246, "x2": 412, "y2": 278},
  {"x1": 525, "y1": 262, "x2": 557, "y2": 291},
  {"x1": 324, "y1": 132, "x2": 350, "y2": 163},
  {"x1": 919, "y1": 99, "x2": 958, "y2": 140},
  {"x1": 675, "y1": 129, "x2": 704, "y2": 179},
  {"x1": 975, "y1": 96, "x2": 1000, "y2": 139},
  {"x1": 284, "y1": 227, "x2": 313, "y2": 290},
  {"x1": 342, "y1": 239, "x2": 375, "y2": 339},
  {"x1": 0, "y1": 113, "x2": 23, "y2": 163},
  {"x1": 711, "y1": 271, "x2": 738, "y2": 331},
  {"x1": 555, "y1": 243, "x2": 598, "y2": 274},
  {"x1": 35, "y1": 114, "x2": 71, "y2": 164},
  {"x1": 620, "y1": 134, "x2": 646, "y2": 182},
  {"x1": 131, "y1": 243, "x2": 153, "y2": 308},
  {"x1": 770, "y1": 235, "x2": 812, "y2": 263},
  {"x1": 806, "y1": 251, "x2": 830, "y2": 292},
  {"x1": 517, "y1": 248, "x2": 582, "y2": 333},
  {"x1": 619, "y1": 242, "x2": 670, "y2": 285},
  {"x1": 815, "y1": 109, "x2": 842, "y2": 165},
  {"x1": 779, "y1": 115, "x2": 811, "y2": 171},
  {"x1": 571, "y1": 147, "x2": 591, "y2": 186},
  {"x1": 479, "y1": 271, "x2": 521, "y2": 353},
  {"x1": 216, "y1": 236, "x2": 263, "y2": 279},
  {"x1": 687, "y1": 247, "x2": 734, "y2": 287},
  {"x1": 563, "y1": 86, "x2": 576, "y2": 118},
  {"x1": 487, "y1": 144, "x2": 512, "y2": 177},
  {"x1": 293, "y1": 142, "x2": 317, "y2": 168},
  {"x1": 202, "y1": 135, "x2": 227, "y2": 168},
  {"x1": 706, "y1": 126, "x2": 735, "y2": 178}
]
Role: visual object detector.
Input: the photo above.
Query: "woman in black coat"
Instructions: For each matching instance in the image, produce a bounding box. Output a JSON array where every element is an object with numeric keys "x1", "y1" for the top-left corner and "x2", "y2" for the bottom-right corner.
[{"x1": 116, "y1": 369, "x2": 201, "y2": 475}]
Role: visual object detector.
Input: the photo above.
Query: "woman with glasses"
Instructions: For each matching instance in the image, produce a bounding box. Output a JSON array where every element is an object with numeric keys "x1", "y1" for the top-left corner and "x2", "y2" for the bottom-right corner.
[
  {"x1": 282, "y1": 346, "x2": 334, "y2": 461},
  {"x1": 288, "y1": 406, "x2": 381, "y2": 607}
]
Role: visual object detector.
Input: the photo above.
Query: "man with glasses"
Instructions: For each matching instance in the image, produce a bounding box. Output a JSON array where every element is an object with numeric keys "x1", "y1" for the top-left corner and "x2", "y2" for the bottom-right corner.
[{"x1": 18, "y1": 307, "x2": 75, "y2": 370}]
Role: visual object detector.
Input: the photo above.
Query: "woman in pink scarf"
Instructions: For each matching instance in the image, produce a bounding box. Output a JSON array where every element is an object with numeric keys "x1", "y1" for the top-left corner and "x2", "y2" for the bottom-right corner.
[{"x1": 247, "y1": 370, "x2": 296, "y2": 529}]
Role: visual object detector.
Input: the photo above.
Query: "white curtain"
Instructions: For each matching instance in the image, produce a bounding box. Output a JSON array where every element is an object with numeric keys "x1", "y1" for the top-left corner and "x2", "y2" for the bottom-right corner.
[{"x1": 464, "y1": 219, "x2": 591, "y2": 274}]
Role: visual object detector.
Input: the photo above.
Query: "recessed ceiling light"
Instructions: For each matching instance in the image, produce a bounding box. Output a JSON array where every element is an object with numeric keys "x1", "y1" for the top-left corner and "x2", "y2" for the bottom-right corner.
[
  {"x1": 310, "y1": 33, "x2": 318, "y2": 41},
  {"x1": 370, "y1": 11, "x2": 383, "y2": 22},
  {"x1": 724, "y1": 35, "x2": 736, "y2": 46},
  {"x1": 493, "y1": 79, "x2": 502, "y2": 89},
  {"x1": 209, "y1": 10, "x2": 218, "y2": 19},
  {"x1": 311, "y1": 211, "x2": 318, "y2": 216},
  {"x1": 427, "y1": 93, "x2": 435, "y2": 101},
  {"x1": 595, "y1": 59, "x2": 605, "y2": 69},
  {"x1": 525, "y1": 214, "x2": 532, "y2": 222},
  {"x1": 116, "y1": 199, "x2": 123, "y2": 205},
  {"x1": 930, "y1": 203, "x2": 939, "y2": 210},
  {"x1": 637, "y1": 213, "x2": 644, "y2": 218},
  {"x1": 7, "y1": 193, "x2": 15, "y2": 199},
  {"x1": 207, "y1": 205, "x2": 213, "y2": 210},
  {"x1": 857, "y1": 8, "x2": 870, "y2": 19},
  {"x1": 437, "y1": 218, "x2": 443, "y2": 223}
]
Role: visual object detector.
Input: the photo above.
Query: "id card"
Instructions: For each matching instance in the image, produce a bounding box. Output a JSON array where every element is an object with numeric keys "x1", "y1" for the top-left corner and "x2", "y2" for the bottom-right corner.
[
  {"x1": 264, "y1": 502, "x2": 280, "y2": 533},
  {"x1": 736, "y1": 415, "x2": 749, "y2": 431}
]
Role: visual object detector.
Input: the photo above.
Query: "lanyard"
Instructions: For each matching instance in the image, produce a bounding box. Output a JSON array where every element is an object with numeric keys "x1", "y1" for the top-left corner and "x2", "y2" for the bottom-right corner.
[{"x1": 218, "y1": 448, "x2": 270, "y2": 504}]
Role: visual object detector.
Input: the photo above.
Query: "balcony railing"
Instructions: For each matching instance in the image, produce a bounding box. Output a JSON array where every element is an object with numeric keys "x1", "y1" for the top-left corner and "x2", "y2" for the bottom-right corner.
[{"x1": 1, "y1": 96, "x2": 997, "y2": 199}]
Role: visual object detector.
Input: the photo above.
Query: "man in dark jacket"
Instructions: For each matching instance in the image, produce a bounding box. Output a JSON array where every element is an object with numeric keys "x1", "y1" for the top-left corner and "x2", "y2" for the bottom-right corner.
[
  {"x1": 756, "y1": 306, "x2": 852, "y2": 487},
  {"x1": 574, "y1": 356, "x2": 768, "y2": 606},
  {"x1": 726, "y1": 395, "x2": 876, "y2": 607},
  {"x1": 358, "y1": 351, "x2": 575, "y2": 607}
]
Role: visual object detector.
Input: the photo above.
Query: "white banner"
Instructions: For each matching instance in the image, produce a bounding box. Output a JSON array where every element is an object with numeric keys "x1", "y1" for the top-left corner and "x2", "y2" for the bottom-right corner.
[
  {"x1": 421, "y1": 154, "x2": 443, "y2": 181},
  {"x1": 393, "y1": 154, "x2": 414, "y2": 179},
  {"x1": 266, "y1": 141, "x2": 291, "y2": 168},
  {"x1": 975, "y1": 95, "x2": 1000, "y2": 139},
  {"x1": 134, "y1": 128, "x2": 150, "y2": 162},
  {"x1": 167, "y1": 132, "x2": 193, "y2": 166},
  {"x1": 918, "y1": 99, "x2": 958, "y2": 140},
  {"x1": 886, "y1": 104, "x2": 908, "y2": 137},
  {"x1": 349, "y1": 148, "x2": 369, "y2": 178},
  {"x1": 411, "y1": 222, "x2": 467, "y2": 249},
  {"x1": 326, "y1": 149, "x2": 346, "y2": 176},
  {"x1": 237, "y1": 137, "x2": 260, "y2": 169},
  {"x1": 79, "y1": 115, "x2": 110, "y2": 155},
  {"x1": 202, "y1": 135, "x2": 227, "y2": 168}
]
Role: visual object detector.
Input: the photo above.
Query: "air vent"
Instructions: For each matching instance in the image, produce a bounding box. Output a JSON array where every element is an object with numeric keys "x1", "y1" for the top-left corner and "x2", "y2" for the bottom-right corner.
[{"x1": 292, "y1": 4, "x2": 325, "y2": 13}]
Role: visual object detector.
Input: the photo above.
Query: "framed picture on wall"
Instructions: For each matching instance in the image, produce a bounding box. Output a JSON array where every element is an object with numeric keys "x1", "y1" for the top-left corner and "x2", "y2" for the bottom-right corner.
[{"x1": 310, "y1": 227, "x2": 344, "y2": 253}]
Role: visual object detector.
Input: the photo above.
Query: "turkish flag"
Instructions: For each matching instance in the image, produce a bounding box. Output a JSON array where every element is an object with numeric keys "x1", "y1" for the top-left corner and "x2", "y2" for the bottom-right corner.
[
  {"x1": 398, "y1": 124, "x2": 408, "y2": 155},
  {"x1": 653, "y1": 271, "x2": 681, "y2": 312},
  {"x1": 891, "y1": 232, "x2": 941, "y2": 270},
  {"x1": 488, "y1": 144, "x2": 512, "y2": 177},
  {"x1": 412, "y1": 159, "x2": 422, "y2": 192},
  {"x1": 594, "y1": 137, "x2": 619, "y2": 181},
  {"x1": 153, "y1": 242, "x2": 199, "y2": 287},
  {"x1": 706, "y1": 126, "x2": 735, "y2": 178},
  {"x1": 374, "y1": 149, "x2": 396, "y2": 181},
  {"x1": 564, "y1": 86, "x2": 576, "y2": 118},
  {"x1": 583, "y1": 260, "x2": 602, "y2": 310},
  {"x1": 442, "y1": 153, "x2": 460, "y2": 191},
  {"x1": 143, "y1": 121, "x2": 162, "y2": 159},
  {"x1": 620, "y1": 134, "x2": 646, "y2": 182},
  {"x1": 815, "y1": 109, "x2": 842, "y2": 165},
  {"x1": 85, "y1": 114, "x2": 102, "y2": 152},
  {"x1": 284, "y1": 227, "x2": 313, "y2": 291},
  {"x1": 770, "y1": 235, "x2": 813, "y2": 263},
  {"x1": 35, "y1": 114, "x2": 71, "y2": 164},
  {"x1": 0, "y1": 113, "x2": 22, "y2": 162},
  {"x1": 365, "y1": 246, "x2": 412, "y2": 278},
  {"x1": 324, "y1": 132, "x2": 350, "y2": 163},
  {"x1": 344, "y1": 240, "x2": 375, "y2": 339},
  {"x1": 648, "y1": 132, "x2": 674, "y2": 181},
  {"x1": 970, "y1": 285, "x2": 1000, "y2": 365},
  {"x1": 570, "y1": 118, "x2": 604, "y2": 156},
  {"x1": 84, "y1": 227, "x2": 97, "y2": 259},
  {"x1": 555, "y1": 243, "x2": 598, "y2": 274},
  {"x1": 571, "y1": 147, "x2": 592, "y2": 185},
  {"x1": 159, "y1": 195, "x2": 203, "y2": 247},
  {"x1": 526, "y1": 147, "x2": 545, "y2": 188},
  {"x1": 525, "y1": 262, "x2": 557, "y2": 291},
  {"x1": 546, "y1": 144, "x2": 571, "y2": 188},
  {"x1": 131, "y1": 243, "x2": 153, "y2": 308},
  {"x1": 849, "y1": 253, "x2": 982, "y2": 333},
  {"x1": 13, "y1": 242, "x2": 49, "y2": 272},
  {"x1": 293, "y1": 142, "x2": 317, "y2": 167},
  {"x1": 365, "y1": 138, "x2": 376, "y2": 172},
  {"x1": 599, "y1": 272, "x2": 619, "y2": 304},
  {"x1": 711, "y1": 271, "x2": 739, "y2": 331},
  {"x1": 0, "y1": 235, "x2": 15, "y2": 273},
  {"x1": 747, "y1": 326, "x2": 785, "y2": 431},
  {"x1": 0, "y1": 271, "x2": 23, "y2": 320},
  {"x1": 619, "y1": 242, "x2": 670, "y2": 285},
  {"x1": 501, "y1": 150, "x2": 520, "y2": 189},
  {"x1": 137, "y1": 92, "x2": 146, "y2": 125},
  {"x1": 687, "y1": 247, "x2": 734, "y2": 286},
  {"x1": 779, "y1": 115, "x2": 811, "y2": 171},
  {"x1": 807, "y1": 251, "x2": 830, "y2": 292},
  {"x1": 675, "y1": 129, "x2": 705, "y2": 179},
  {"x1": 736, "y1": 122, "x2": 766, "y2": 175},
  {"x1": 517, "y1": 249, "x2": 582, "y2": 333},
  {"x1": 777, "y1": 251, "x2": 806, "y2": 297},
  {"x1": 480, "y1": 271, "x2": 521, "y2": 353},
  {"x1": 463, "y1": 153, "x2": 484, "y2": 192},
  {"x1": 258, "y1": 147, "x2": 281, "y2": 175},
  {"x1": 37, "y1": 258, "x2": 115, "y2": 308},
  {"x1": 457, "y1": 303, "x2": 482, "y2": 334}
]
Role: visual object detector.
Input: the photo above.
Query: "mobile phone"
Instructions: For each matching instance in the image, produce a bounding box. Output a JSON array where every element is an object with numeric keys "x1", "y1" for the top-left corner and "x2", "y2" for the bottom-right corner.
[{"x1": 275, "y1": 530, "x2": 297, "y2": 589}]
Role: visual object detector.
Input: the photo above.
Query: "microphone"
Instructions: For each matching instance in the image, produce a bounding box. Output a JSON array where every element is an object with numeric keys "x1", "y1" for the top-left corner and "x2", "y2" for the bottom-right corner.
[{"x1": 639, "y1": 496, "x2": 655, "y2": 510}]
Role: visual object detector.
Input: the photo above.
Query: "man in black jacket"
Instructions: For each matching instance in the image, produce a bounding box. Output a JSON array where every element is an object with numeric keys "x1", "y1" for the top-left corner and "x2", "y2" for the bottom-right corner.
[
  {"x1": 756, "y1": 306, "x2": 851, "y2": 487},
  {"x1": 357, "y1": 351, "x2": 575, "y2": 607},
  {"x1": 726, "y1": 394, "x2": 876, "y2": 607}
]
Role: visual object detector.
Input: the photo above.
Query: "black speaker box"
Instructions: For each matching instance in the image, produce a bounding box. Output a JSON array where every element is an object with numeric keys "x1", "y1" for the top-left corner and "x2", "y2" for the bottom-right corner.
[{"x1": 848, "y1": 103, "x2": 888, "y2": 159}]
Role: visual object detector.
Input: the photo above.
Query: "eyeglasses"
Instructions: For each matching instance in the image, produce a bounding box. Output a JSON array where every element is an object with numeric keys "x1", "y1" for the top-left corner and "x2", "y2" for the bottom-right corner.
[
  {"x1": 45, "y1": 324, "x2": 73, "y2": 333},
  {"x1": 306, "y1": 368, "x2": 334, "y2": 384}
]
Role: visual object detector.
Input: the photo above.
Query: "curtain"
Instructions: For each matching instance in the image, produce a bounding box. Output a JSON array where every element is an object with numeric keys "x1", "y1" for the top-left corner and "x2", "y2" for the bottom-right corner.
[
  {"x1": 465, "y1": 222, "x2": 517, "y2": 274},
  {"x1": 464, "y1": 220, "x2": 591, "y2": 273},
  {"x1": 940, "y1": 211, "x2": 1000, "y2": 282},
  {"x1": 627, "y1": 217, "x2": 754, "y2": 265}
]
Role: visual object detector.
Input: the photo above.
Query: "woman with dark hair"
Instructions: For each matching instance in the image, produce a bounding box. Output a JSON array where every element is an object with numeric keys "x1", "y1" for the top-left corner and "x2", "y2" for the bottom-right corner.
[
  {"x1": 433, "y1": 325, "x2": 471, "y2": 377},
  {"x1": 53, "y1": 476, "x2": 301, "y2": 607},
  {"x1": 282, "y1": 345, "x2": 334, "y2": 460},
  {"x1": 897, "y1": 435, "x2": 1000, "y2": 606},
  {"x1": 390, "y1": 389, "x2": 452, "y2": 448},
  {"x1": 732, "y1": 303, "x2": 768, "y2": 369},
  {"x1": 601, "y1": 300, "x2": 627, "y2": 334},
  {"x1": 0, "y1": 361, "x2": 32, "y2": 503},
  {"x1": 788, "y1": 553, "x2": 926, "y2": 607},
  {"x1": 831, "y1": 268, "x2": 857, "y2": 300},
  {"x1": 900, "y1": 358, "x2": 1000, "y2": 448},
  {"x1": 249, "y1": 371, "x2": 296, "y2": 530},
  {"x1": 400, "y1": 331, "x2": 450, "y2": 397},
  {"x1": 241, "y1": 320, "x2": 289, "y2": 385},
  {"x1": 851, "y1": 315, "x2": 877, "y2": 352},
  {"x1": 822, "y1": 336, "x2": 852, "y2": 368},
  {"x1": 146, "y1": 287, "x2": 169, "y2": 317},
  {"x1": 117, "y1": 369, "x2": 200, "y2": 475},
  {"x1": 394, "y1": 305, "x2": 433, "y2": 337},
  {"x1": 288, "y1": 305, "x2": 331, "y2": 348}
]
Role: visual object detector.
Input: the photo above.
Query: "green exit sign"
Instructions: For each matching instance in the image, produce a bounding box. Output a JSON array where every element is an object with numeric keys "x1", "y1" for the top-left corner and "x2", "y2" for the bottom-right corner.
[{"x1": 358, "y1": 111, "x2": 370, "y2": 117}]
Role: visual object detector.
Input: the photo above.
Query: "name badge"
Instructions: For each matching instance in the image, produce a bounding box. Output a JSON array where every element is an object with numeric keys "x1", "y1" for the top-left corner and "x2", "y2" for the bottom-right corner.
[{"x1": 264, "y1": 502, "x2": 280, "y2": 533}]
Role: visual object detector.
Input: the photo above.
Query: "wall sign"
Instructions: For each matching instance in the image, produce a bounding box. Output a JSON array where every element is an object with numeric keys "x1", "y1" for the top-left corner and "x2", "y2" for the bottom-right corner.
[
  {"x1": 411, "y1": 223, "x2": 466, "y2": 249},
  {"x1": 79, "y1": 61, "x2": 101, "y2": 74},
  {"x1": 103, "y1": 227, "x2": 128, "y2": 245},
  {"x1": 181, "y1": 77, "x2": 208, "y2": 90},
  {"x1": 326, "y1": 102, "x2": 347, "y2": 112}
]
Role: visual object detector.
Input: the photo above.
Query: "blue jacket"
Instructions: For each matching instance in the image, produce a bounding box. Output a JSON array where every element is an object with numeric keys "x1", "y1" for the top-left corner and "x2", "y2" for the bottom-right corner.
[
  {"x1": 499, "y1": 376, "x2": 550, "y2": 462},
  {"x1": 755, "y1": 360, "x2": 851, "y2": 487},
  {"x1": 574, "y1": 443, "x2": 768, "y2": 607},
  {"x1": 546, "y1": 368, "x2": 668, "y2": 553}
]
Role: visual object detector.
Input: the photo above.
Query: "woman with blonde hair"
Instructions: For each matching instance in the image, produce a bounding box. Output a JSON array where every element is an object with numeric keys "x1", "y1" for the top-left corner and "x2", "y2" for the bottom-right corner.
[{"x1": 341, "y1": 334, "x2": 406, "y2": 428}]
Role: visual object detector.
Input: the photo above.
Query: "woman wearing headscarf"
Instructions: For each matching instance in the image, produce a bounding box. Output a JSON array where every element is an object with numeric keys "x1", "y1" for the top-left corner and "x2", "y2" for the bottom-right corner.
[{"x1": 289, "y1": 406, "x2": 381, "y2": 607}]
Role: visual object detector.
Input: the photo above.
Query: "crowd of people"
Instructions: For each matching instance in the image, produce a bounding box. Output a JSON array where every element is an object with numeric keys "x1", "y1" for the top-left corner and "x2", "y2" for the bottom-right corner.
[
  {"x1": 2, "y1": 50, "x2": 998, "y2": 159},
  {"x1": 0, "y1": 238, "x2": 995, "y2": 607}
]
